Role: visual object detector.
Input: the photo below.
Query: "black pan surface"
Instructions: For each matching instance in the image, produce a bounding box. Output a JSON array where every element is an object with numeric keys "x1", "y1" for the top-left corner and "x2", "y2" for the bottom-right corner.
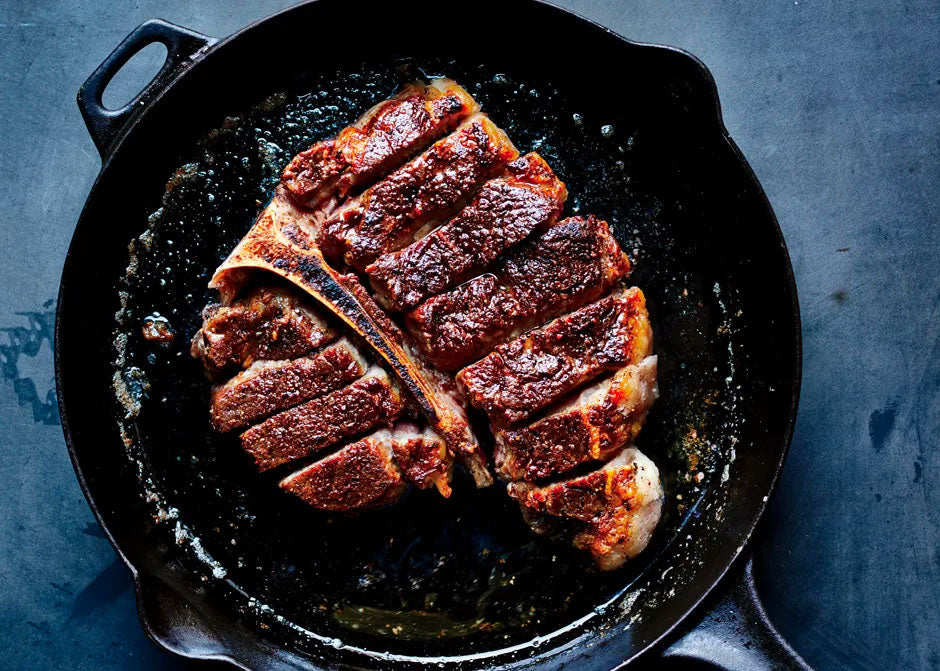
[{"x1": 56, "y1": 2, "x2": 801, "y2": 669}]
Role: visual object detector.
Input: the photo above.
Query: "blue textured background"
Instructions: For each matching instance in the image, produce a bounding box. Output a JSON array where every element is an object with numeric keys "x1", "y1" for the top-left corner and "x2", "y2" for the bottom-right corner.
[{"x1": 0, "y1": 1, "x2": 937, "y2": 669}]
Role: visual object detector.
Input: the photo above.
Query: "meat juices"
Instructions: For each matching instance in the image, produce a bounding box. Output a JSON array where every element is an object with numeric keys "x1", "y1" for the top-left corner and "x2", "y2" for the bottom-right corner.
[
  {"x1": 457, "y1": 286, "x2": 652, "y2": 427},
  {"x1": 209, "y1": 338, "x2": 368, "y2": 432},
  {"x1": 320, "y1": 113, "x2": 519, "y2": 269},
  {"x1": 282, "y1": 79, "x2": 478, "y2": 212},
  {"x1": 240, "y1": 366, "x2": 405, "y2": 472},
  {"x1": 407, "y1": 216, "x2": 632, "y2": 371},
  {"x1": 508, "y1": 447, "x2": 664, "y2": 571},
  {"x1": 190, "y1": 285, "x2": 336, "y2": 378},
  {"x1": 366, "y1": 152, "x2": 567, "y2": 311},
  {"x1": 494, "y1": 356, "x2": 658, "y2": 481}
]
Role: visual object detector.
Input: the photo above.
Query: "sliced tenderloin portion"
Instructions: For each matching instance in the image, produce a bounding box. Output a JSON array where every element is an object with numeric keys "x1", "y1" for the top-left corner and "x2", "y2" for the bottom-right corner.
[
  {"x1": 240, "y1": 365, "x2": 405, "y2": 472},
  {"x1": 191, "y1": 284, "x2": 336, "y2": 378},
  {"x1": 494, "y1": 356, "x2": 658, "y2": 482},
  {"x1": 366, "y1": 152, "x2": 567, "y2": 311},
  {"x1": 279, "y1": 431, "x2": 407, "y2": 511},
  {"x1": 321, "y1": 113, "x2": 519, "y2": 269},
  {"x1": 458, "y1": 286, "x2": 652, "y2": 427},
  {"x1": 279, "y1": 423, "x2": 453, "y2": 510},
  {"x1": 508, "y1": 447, "x2": 663, "y2": 571},
  {"x1": 406, "y1": 216, "x2": 631, "y2": 372},
  {"x1": 282, "y1": 79, "x2": 478, "y2": 213},
  {"x1": 209, "y1": 338, "x2": 368, "y2": 432},
  {"x1": 210, "y1": 189, "x2": 492, "y2": 487}
]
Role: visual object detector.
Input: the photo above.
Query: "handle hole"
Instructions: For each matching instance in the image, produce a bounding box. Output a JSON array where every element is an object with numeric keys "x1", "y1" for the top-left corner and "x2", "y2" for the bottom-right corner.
[{"x1": 101, "y1": 41, "x2": 168, "y2": 110}]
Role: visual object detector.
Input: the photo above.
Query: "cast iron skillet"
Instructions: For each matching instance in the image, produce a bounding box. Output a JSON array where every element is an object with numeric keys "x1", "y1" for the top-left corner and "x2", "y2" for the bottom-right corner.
[{"x1": 57, "y1": 1, "x2": 808, "y2": 669}]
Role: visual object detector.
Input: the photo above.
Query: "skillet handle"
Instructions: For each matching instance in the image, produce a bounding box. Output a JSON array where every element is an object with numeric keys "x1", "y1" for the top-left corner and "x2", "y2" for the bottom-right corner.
[
  {"x1": 77, "y1": 19, "x2": 217, "y2": 159},
  {"x1": 661, "y1": 556, "x2": 812, "y2": 670}
]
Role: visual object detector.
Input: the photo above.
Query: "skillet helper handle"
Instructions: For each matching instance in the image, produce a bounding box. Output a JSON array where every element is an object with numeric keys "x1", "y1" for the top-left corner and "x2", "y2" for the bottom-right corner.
[
  {"x1": 662, "y1": 556, "x2": 813, "y2": 670},
  {"x1": 77, "y1": 19, "x2": 217, "y2": 159}
]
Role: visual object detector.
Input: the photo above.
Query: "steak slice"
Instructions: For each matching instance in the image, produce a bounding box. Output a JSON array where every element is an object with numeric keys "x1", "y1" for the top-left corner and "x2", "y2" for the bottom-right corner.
[
  {"x1": 366, "y1": 152, "x2": 567, "y2": 311},
  {"x1": 240, "y1": 365, "x2": 405, "y2": 472},
  {"x1": 191, "y1": 284, "x2": 336, "y2": 378},
  {"x1": 279, "y1": 423, "x2": 453, "y2": 510},
  {"x1": 209, "y1": 338, "x2": 368, "y2": 432},
  {"x1": 508, "y1": 447, "x2": 663, "y2": 571},
  {"x1": 494, "y1": 356, "x2": 658, "y2": 481},
  {"x1": 406, "y1": 216, "x2": 631, "y2": 371},
  {"x1": 321, "y1": 113, "x2": 519, "y2": 269},
  {"x1": 279, "y1": 430, "x2": 407, "y2": 511},
  {"x1": 281, "y1": 79, "x2": 478, "y2": 213},
  {"x1": 457, "y1": 286, "x2": 652, "y2": 427}
]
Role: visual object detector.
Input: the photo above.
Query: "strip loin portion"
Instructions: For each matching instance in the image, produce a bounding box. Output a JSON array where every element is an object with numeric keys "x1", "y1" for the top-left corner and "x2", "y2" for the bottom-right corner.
[
  {"x1": 191, "y1": 285, "x2": 336, "y2": 378},
  {"x1": 494, "y1": 356, "x2": 658, "y2": 482},
  {"x1": 282, "y1": 79, "x2": 478, "y2": 213},
  {"x1": 209, "y1": 338, "x2": 368, "y2": 433},
  {"x1": 508, "y1": 447, "x2": 664, "y2": 571},
  {"x1": 366, "y1": 152, "x2": 567, "y2": 311},
  {"x1": 240, "y1": 365, "x2": 405, "y2": 472},
  {"x1": 407, "y1": 215, "x2": 631, "y2": 371},
  {"x1": 321, "y1": 113, "x2": 519, "y2": 269},
  {"x1": 458, "y1": 286, "x2": 652, "y2": 427}
]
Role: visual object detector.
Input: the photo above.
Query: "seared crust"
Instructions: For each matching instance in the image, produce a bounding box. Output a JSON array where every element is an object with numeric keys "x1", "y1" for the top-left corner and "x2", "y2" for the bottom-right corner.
[
  {"x1": 458, "y1": 287, "x2": 652, "y2": 427},
  {"x1": 321, "y1": 113, "x2": 519, "y2": 269},
  {"x1": 494, "y1": 356, "x2": 658, "y2": 481},
  {"x1": 366, "y1": 153, "x2": 567, "y2": 311},
  {"x1": 240, "y1": 366, "x2": 404, "y2": 472},
  {"x1": 209, "y1": 338, "x2": 368, "y2": 432},
  {"x1": 508, "y1": 447, "x2": 664, "y2": 571},
  {"x1": 281, "y1": 79, "x2": 478, "y2": 212},
  {"x1": 279, "y1": 433, "x2": 407, "y2": 511},
  {"x1": 190, "y1": 285, "x2": 336, "y2": 378},
  {"x1": 406, "y1": 216, "x2": 631, "y2": 371}
]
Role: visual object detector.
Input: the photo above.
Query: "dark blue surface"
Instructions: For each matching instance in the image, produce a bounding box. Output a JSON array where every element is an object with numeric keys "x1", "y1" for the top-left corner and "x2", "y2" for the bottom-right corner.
[{"x1": 0, "y1": 1, "x2": 937, "y2": 669}]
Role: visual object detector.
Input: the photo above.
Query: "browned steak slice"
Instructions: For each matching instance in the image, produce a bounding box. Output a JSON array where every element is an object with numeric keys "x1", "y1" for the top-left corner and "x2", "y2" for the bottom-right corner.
[
  {"x1": 508, "y1": 447, "x2": 663, "y2": 571},
  {"x1": 209, "y1": 338, "x2": 368, "y2": 432},
  {"x1": 279, "y1": 430, "x2": 407, "y2": 510},
  {"x1": 366, "y1": 152, "x2": 567, "y2": 311},
  {"x1": 190, "y1": 284, "x2": 335, "y2": 378},
  {"x1": 494, "y1": 356, "x2": 658, "y2": 481},
  {"x1": 281, "y1": 79, "x2": 478, "y2": 213},
  {"x1": 240, "y1": 365, "x2": 404, "y2": 472},
  {"x1": 458, "y1": 286, "x2": 651, "y2": 427},
  {"x1": 279, "y1": 423, "x2": 453, "y2": 510},
  {"x1": 406, "y1": 216, "x2": 631, "y2": 371},
  {"x1": 320, "y1": 113, "x2": 519, "y2": 269}
]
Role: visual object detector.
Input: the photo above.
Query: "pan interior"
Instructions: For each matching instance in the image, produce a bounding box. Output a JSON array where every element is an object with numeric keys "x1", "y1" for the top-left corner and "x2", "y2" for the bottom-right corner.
[{"x1": 109, "y1": 57, "x2": 746, "y2": 658}]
